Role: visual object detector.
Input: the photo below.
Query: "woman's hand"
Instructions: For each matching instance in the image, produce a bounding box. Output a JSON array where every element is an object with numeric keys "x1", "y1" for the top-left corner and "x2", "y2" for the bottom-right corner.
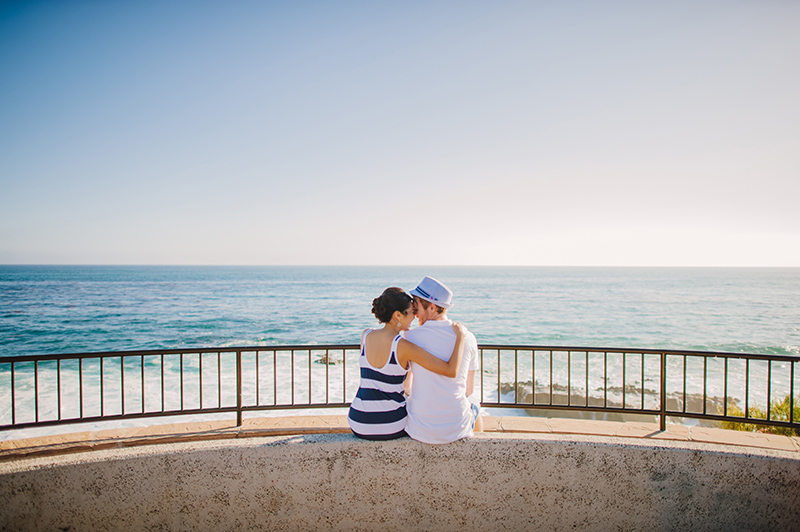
[{"x1": 452, "y1": 322, "x2": 466, "y2": 339}]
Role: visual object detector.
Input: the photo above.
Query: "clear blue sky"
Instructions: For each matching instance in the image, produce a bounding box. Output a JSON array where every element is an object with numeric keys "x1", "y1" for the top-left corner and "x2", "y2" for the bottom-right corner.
[{"x1": 1, "y1": 1, "x2": 798, "y2": 266}]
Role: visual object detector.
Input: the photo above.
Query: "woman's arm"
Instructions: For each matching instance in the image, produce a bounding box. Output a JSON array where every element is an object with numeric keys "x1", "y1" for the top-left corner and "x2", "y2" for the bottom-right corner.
[{"x1": 396, "y1": 323, "x2": 466, "y2": 378}]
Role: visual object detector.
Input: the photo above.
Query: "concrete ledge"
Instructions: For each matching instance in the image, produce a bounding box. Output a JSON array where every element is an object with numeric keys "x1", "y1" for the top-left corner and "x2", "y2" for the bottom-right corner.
[
  {"x1": 2, "y1": 415, "x2": 799, "y2": 461},
  {"x1": 2, "y1": 431, "x2": 799, "y2": 531},
  {"x1": 0, "y1": 415, "x2": 352, "y2": 461}
]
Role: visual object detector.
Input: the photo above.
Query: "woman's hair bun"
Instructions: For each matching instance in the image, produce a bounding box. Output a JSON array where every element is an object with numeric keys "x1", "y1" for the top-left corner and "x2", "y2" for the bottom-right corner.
[{"x1": 371, "y1": 287, "x2": 412, "y2": 323}]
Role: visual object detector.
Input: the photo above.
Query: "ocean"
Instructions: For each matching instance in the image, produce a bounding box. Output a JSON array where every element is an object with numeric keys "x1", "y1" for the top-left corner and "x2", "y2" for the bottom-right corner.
[
  {"x1": 2, "y1": 266, "x2": 799, "y2": 439},
  {"x1": 1, "y1": 265, "x2": 799, "y2": 358}
]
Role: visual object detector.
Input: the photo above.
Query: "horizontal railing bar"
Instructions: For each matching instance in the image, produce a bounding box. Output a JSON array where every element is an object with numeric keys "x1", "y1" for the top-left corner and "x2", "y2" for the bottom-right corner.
[
  {"x1": 241, "y1": 403, "x2": 350, "y2": 412},
  {"x1": 1, "y1": 407, "x2": 242, "y2": 431},
  {"x1": 2, "y1": 345, "x2": 796, "y2": 364},
  {"x1": 7, "y1": 404, "x2": 796, "y2": 432},
  {"x1": 1, "y1": 406, "x2": 357, "y2": 432},
  {"x1": 662, "y1": 411, "x2": 800, "y2": 429},
  {"x1": 478, "y1": 345, "x2": 799, "y2": 362},
  {"x1": 482, "y1": 405, "x2": 800, "y2": 430},
  {"x1": 482, "y1": 404, "x2": 662, "y2": 416},
  {"x1": 0, "y1": 345, "x2": 361, "y2": 363}
]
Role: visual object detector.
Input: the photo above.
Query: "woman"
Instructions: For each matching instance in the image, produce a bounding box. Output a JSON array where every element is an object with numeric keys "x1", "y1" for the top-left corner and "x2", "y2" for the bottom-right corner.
[{"x1": 347, "y1": 287, "x2": 466, "y2": 440}]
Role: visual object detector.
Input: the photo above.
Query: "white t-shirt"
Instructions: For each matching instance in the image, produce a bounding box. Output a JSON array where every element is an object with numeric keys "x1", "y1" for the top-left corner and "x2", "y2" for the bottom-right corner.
[{"x1": 404, "y1": 318, "x2": 479, "y2": 444}]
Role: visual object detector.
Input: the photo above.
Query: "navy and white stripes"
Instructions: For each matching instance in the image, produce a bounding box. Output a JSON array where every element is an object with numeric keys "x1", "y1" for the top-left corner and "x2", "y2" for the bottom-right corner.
[{"x1": 347, "y1": 331, "x2": 409, "y2": 440}]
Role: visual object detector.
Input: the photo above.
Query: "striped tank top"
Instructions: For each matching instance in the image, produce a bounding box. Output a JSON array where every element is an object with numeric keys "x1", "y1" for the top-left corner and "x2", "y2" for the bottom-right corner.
[{"x1": 347, "y1": 330, "x2": 409, "y2": 440}]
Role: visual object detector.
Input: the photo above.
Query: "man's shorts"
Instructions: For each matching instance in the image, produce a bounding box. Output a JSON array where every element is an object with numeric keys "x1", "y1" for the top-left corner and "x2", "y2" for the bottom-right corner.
[{"x1": 469, "y1": 398, "x2": 481, "y2": 430}]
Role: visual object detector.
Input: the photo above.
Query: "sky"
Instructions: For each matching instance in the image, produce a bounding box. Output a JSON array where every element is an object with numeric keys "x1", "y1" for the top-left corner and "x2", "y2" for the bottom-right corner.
[{"x1": 1, "y1": 0, "x2": 799, "y2": 266}]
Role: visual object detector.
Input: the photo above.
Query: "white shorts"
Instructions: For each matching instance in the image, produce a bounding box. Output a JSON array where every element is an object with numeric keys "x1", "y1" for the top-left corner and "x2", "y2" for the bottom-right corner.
[{"x1": 469, "y1": 397, "x2": 481, "y2": 429}]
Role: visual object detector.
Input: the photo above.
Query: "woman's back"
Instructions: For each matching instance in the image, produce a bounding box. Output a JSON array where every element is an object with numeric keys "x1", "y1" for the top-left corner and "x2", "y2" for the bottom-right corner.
[
  {"x1": 347, "y1": 329, "x2": 409, "y2": 440},
  {"x1": 363, "y1": 329, "x2": 398, "y2": 369}
]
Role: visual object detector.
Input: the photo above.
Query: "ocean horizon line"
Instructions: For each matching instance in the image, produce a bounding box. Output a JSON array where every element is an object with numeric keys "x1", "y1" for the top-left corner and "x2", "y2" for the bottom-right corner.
[{"x1": 2, "y1": 264, "x2": 799, "y2": 269}]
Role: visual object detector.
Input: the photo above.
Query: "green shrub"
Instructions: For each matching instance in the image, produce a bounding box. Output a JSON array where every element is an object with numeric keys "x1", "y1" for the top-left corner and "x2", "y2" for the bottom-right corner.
[{"x1": 720, "y1": 395, "x2": 800, "y2": 436}]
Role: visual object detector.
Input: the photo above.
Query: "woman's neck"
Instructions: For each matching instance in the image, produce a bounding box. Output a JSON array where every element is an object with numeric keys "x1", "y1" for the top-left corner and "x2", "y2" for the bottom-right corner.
[{"x1": 383, "y1": 322, "x2": 402, "y2": 335}]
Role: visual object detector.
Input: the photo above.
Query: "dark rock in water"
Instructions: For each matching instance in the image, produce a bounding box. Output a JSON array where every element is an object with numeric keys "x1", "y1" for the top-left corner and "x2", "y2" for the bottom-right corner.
[{"x1": 314, "y1": 353, "x2": 341, "y2": 365}]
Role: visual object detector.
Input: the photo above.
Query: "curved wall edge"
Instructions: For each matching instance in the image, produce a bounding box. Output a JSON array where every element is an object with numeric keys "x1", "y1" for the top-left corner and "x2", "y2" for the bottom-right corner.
[{"x1": 2, "y1": 433, "x2": 799, "y2": 531}]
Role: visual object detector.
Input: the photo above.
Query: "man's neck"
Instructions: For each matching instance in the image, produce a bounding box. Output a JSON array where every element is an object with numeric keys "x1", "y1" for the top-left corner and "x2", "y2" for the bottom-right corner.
[{"x1": 420, "y1": 313, "x2": 447, "y2": 325}]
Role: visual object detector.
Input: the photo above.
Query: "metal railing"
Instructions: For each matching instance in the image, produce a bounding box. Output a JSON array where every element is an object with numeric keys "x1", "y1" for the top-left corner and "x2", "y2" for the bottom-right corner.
[
  {"x1": 1, "y1": 345, "x2": 798, "y2": 433},
  {"x1": 0, "y1": 345, "x2": 359, "y2": 432},
  {"x1": 478, "y1": 346, "x2": 798, "y2": 432}
]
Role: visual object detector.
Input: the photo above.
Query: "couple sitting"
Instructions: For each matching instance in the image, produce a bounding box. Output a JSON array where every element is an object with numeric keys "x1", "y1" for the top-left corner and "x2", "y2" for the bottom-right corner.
[{"x1": 348, "y1": 276, "x2": 482, "y2": 444}]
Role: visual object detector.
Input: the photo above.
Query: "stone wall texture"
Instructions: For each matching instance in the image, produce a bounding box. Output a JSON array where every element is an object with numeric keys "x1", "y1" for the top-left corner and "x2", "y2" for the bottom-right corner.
[{"x1": 2, "y1": 432, "x2": 799, "y2": 531}]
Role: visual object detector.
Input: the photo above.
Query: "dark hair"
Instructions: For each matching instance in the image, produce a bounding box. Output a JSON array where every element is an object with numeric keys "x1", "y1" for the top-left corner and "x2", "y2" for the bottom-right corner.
[{"x1": 371, "y1": 287, "x2": 412, "y2": 323}]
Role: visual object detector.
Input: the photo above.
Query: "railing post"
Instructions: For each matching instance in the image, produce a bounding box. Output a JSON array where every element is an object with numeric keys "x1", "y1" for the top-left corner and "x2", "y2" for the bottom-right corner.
[
  {"x1": 236, "y1": 350, "x2": 243, "y2": 427},
  {"x1": 660, "y1": 351, "x2": 667, "y2": 431}
]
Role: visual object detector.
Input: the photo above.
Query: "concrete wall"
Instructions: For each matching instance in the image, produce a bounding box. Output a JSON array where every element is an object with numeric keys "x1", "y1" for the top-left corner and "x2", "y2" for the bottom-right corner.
[{"x1": 2, "y1": 433, "x2": 799, "y2": 532}]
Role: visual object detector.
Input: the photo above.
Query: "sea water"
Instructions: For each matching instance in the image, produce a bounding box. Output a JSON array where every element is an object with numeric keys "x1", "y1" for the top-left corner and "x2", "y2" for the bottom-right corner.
[
  {"x1": 2, "y1": 265, "x2": 799, "y2": 356},
  {"x1": 1, "y1": 266, "x2": 799, "y2": 437}
]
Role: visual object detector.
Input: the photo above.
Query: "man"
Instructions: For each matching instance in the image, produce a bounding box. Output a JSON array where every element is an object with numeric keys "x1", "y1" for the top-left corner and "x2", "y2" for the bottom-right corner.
[{"x1": 404, "y1": 276, "x2": 482, "y2": 444}]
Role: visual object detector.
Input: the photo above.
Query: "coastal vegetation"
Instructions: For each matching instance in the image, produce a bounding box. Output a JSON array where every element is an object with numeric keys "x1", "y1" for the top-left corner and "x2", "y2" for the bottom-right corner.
[
  {"x1": 498, "y1": 380, "x2": 800, "y2": 437},
  {"x1": 721, "y1": 395, "x2": 800, "y2": 436}
]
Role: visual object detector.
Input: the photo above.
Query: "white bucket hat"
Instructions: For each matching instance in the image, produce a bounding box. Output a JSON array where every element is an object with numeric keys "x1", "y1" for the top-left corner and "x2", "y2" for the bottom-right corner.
[{"x1": 409, "y1": 276, "x2": 453, "y2": 309}]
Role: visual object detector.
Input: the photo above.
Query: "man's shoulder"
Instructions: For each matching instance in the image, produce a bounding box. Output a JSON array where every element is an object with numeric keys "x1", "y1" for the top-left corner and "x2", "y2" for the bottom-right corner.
[{"x1": 465, "y1": 330, "x2": 478, "y2": 347}]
